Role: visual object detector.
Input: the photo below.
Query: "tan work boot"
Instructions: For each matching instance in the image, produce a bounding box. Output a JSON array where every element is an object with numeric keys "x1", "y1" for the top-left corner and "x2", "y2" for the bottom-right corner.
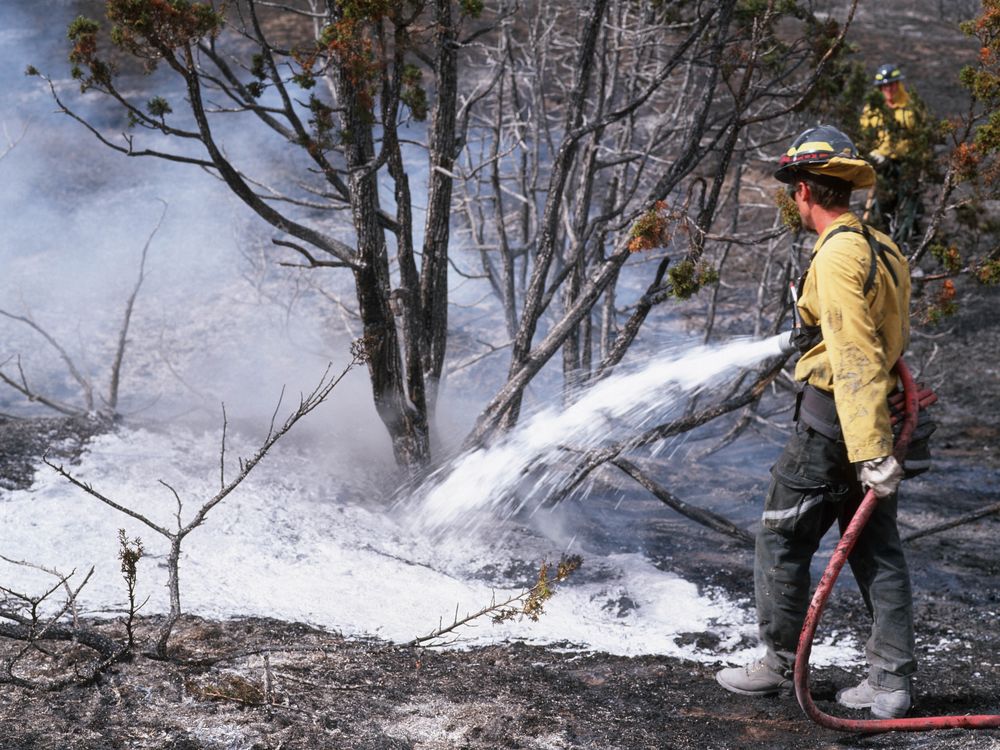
[
  {"x1": 836, "y1": 678, "x2": 911, "y2": 718},
  {"x1": 716, "y1": 659, "x2": 791, "y2": 696}
]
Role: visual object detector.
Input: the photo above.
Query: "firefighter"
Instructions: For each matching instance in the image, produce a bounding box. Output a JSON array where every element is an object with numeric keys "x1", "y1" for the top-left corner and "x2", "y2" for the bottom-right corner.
[
  {"x1": 715, "y1": 125, "x2": 915, "y2": 720},
  {"x1": 859, "y1": 63, "x2": 921, "y2": 240},
  {"x1": 861, "y1": 63, "x2": 915, "y2": 163}
]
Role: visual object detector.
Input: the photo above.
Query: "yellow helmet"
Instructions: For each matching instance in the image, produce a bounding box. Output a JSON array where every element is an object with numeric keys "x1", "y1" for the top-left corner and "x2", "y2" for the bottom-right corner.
[{"x1": 774, "y1": 124, "x2": 875, "y2": 189}]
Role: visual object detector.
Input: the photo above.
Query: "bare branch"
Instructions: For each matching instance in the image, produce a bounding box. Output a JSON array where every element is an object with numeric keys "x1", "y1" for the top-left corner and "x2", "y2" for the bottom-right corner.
[
  {"x1": 903, "y1": 500, "x2": 1000, "y2": 543},
  {"x1": 41, "y1": 460, "x2": 173, "y2": 538},
  {"x1": 612, "y1": 458, "x2": 754, "y2": 547},
  {"x1": 107, "y1": 200, "x2": 167, "y2": 414},
  {"x1": 0, "y1": 311, "x2": 94, "y2": 412}
]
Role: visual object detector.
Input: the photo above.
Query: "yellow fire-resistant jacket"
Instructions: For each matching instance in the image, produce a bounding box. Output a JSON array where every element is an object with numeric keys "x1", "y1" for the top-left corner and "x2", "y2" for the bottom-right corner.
[
  {"x1": 859, "y1": 86, "x2": 915, "y2": 160},
  {"x1": 794, "y1": 213, "x2": 911, "y2": 463}
]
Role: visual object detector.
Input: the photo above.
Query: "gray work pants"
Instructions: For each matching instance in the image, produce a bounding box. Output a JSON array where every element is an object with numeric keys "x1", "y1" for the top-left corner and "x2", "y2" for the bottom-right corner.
[{"x1": 755, "y1": 422, "x2": 916, "y2": 691}]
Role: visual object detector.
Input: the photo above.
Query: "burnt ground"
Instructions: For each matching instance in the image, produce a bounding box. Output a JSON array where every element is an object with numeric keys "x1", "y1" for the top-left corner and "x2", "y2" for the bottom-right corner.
[{"x1": 1, "y1": 285, "x2": 999, "y2": 750}]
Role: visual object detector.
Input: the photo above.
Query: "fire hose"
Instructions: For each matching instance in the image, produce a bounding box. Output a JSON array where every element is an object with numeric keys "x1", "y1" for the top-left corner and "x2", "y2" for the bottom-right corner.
[{"x1": 793, "y1": 358, "x2": 1000, "y2": 732}]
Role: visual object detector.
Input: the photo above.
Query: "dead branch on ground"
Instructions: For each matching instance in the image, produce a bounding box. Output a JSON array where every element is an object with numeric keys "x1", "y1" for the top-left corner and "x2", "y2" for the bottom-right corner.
[
  {"x1": 0, "y1": 558, "x2": 127, "y2": 690},
  {"x1": 903, "y1": 500, "x2": 1000, "y2": 543},
  {"x1": 611, "y1": 458, "x2": 754, "y2": 548},
  {"x1": 408, "y1": 555, "x2": 582, "y2": 648}
]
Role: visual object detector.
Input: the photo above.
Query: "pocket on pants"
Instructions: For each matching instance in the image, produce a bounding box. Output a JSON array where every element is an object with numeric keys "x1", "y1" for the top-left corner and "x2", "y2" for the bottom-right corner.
[
  {"x1": 762, "y1": 429, "x2": 851, "y2": 537},
  {"x1": 762, "y1": 474, "x2": 828, "y2": 536}
]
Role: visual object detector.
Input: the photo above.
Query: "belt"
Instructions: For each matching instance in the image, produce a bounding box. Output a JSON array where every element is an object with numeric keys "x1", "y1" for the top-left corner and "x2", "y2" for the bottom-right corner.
[{"x1": 796, "y1": 384, "x2": 842, "y2": 441}]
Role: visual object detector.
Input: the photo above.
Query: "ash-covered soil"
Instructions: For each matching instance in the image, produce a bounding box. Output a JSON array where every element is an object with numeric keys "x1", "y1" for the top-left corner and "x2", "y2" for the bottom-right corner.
[{"x1": 2, "y1": 288, "x2": 999, "y2": 750}]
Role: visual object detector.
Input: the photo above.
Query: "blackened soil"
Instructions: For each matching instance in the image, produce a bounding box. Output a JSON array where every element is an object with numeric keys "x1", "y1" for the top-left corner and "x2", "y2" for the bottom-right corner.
[
  {"x1": 0, "y1": 414, "x2": 106, "y2": 491},
  {"x1": 0, "y1": 601, "x2": 998, "y2": 750}
]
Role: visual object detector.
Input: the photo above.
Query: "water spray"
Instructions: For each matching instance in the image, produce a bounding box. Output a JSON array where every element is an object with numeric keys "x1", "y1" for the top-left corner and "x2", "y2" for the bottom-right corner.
[{"x1": 412, "y1": 334, "x2": 793, "y2": 532}]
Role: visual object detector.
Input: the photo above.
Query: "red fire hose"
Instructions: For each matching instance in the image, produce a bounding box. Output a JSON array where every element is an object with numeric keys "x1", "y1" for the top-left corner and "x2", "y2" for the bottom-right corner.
[{"x1": 793, "y1": 358, "x2": 1000, "y2": 732}]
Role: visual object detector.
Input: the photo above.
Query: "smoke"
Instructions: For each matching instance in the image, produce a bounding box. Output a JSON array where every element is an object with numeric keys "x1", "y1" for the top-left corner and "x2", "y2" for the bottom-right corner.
[{"x1": 0, "y1": 2, "x2": 401, "y2": 470}]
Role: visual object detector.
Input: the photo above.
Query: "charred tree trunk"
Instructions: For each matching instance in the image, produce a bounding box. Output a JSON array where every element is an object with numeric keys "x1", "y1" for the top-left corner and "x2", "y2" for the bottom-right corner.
[
  {"x1": 420, "y1": 0, "x2": 460, "y2": 415},
  {"x1": 329, "y1": 6, "x2": 429, "y2": 467}
]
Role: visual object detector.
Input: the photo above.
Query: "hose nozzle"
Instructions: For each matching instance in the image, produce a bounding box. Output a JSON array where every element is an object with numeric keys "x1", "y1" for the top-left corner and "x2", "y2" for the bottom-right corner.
[{"x1": 760, "y1": 330, "x2": 796, "y2": 357}]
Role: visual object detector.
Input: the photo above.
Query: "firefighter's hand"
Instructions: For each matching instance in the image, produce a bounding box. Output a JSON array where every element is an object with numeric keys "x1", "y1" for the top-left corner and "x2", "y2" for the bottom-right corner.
[
  {"x1": 857, "y1": 455, "x2": 904, "y2": 498},
  {"x1": 868, "y1": 151, "x2": 887, "y2": 166}
]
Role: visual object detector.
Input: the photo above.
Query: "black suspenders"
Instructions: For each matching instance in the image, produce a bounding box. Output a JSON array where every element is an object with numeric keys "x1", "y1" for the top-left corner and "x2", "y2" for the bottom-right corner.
[
  {"x1": 814, "y1": 223, "x2": 901, "y2": 296},
  {"x1": 790, "y1": 222, "x2": 901, "y2": 356}
]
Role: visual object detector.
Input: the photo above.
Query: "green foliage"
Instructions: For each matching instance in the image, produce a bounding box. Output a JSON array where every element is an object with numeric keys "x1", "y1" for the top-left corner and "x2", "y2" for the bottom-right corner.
[
  {"x1": 67, "y1": 15, "x2": 101, "y2": 45},
  {"x1": 930, "y1": 243, "x2": 963, "y2": 273},
  {"x1": 147, "y1": 95, "x2": 172, "y2": 117},
  {"x1": 118, "y1": 529, "x2": 144, "y2": 583},
  {"x1": 319, "y1": 17, "x2": 380, "y2": 118},
  {"x1": 921, "y1": 280, "x2": 958, "y2": 325},
  {"x1": 292, "y1": 69, "x2": 317, "y2": 90},
  {"x1": 820, "y1": 61, "x2": 868, "y2": 137},
  {"x1": 65, "y1": 2, "x2": 221, "y2": 90},
  {"x1": 250, "y1": 53, "x2": 267, "y2": 81},
  {"x1": 459, "y1": 0, "x2": 485, "y2": 17},
  {"x1": 954, "y1": 0, "x2": 1000, "y2": 189},
  {"x1": 401, "y1": 64, "x2": 427, "y2": 121},
  {"x1": 668, "y1": 259, "x2": 719, "y2": 300},
  {"x1": 696, "y1": 263, "x2": 720, "y2": 287},
  {"x1": 107, "y1": 0, "x2": 223, "y2": 57},
  {"x1": 307, "y1": 95, "x2": 336, "y2": 152},
  {"x1": 976, "y1": 107, "x2": 1000, "y2": 153},
  {"x1": 734, "y1": 0, "x2": 801, "y2": 27},
  {"x1": 67, "y1": 15, "x2": 112, "y2": 88},
  {"x1": 628, "y1": 201, "x2": 671, "y2": 252},
  {"x1": 118, "y1": 529, "x2": 144, "y2": 647},
  {"x1": 777, "y1": 9, "x2": 866, "y2": 123},
  {"x1": 727, "y1": 0, "x2": 805, "y2": 79},
  {"x1": 338, "y1": 0, "x2": 394, "y2": 21},
  {"x1": 976, "y1": 259, "x2": 1000, "y2": 283},
  {"x1": 775, "y1": 187, "x2": 802, "y2": 231},
  {"x1": 491, "y1": 556, "x2": 583, "y2": 624}
]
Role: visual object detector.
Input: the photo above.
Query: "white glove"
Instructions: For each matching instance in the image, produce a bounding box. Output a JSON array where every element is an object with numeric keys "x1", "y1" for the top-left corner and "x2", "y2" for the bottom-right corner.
[
  {"x1": 869, "y1": 151, "x2": 887, "y2": 166},
  {"x1": 857, "y1": 455, "x2": 904, "y2": 498}
]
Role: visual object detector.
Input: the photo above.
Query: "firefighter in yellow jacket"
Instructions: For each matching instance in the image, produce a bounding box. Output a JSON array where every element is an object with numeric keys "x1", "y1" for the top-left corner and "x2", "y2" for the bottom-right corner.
[
  {"x1": 716, "y1": 126, "x2": 915, "y2": 720},
  {"x1": 860, "y1": 64, "x2": 915, "y2": 162},
  {"x1": 859, "y1": 64, "x2": 921, "y2": 239}
]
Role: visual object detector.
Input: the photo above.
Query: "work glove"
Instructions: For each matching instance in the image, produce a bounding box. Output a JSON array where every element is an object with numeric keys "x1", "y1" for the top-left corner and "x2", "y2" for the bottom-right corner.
[
  {"x1": 857, "y1": 455, "x2": 904, "y2": 498},
  {"x1": 868, "y1": 151, "x2": 887, "y2": 166}
]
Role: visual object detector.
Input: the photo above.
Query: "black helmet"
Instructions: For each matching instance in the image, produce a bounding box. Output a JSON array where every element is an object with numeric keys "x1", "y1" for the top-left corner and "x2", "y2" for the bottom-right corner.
[
  {"x1": 775, "y1": 124, "x2": 875, "y2": 189},
  {"x1": 873, "y1": 63, "x2": 904, "y2": 87}
]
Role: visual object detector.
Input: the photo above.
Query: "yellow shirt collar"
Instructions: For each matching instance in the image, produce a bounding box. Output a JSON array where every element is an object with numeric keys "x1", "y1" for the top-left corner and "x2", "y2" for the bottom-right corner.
[{"x1": 813, "y1": 212, "x2": 862, "y2": 255}]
